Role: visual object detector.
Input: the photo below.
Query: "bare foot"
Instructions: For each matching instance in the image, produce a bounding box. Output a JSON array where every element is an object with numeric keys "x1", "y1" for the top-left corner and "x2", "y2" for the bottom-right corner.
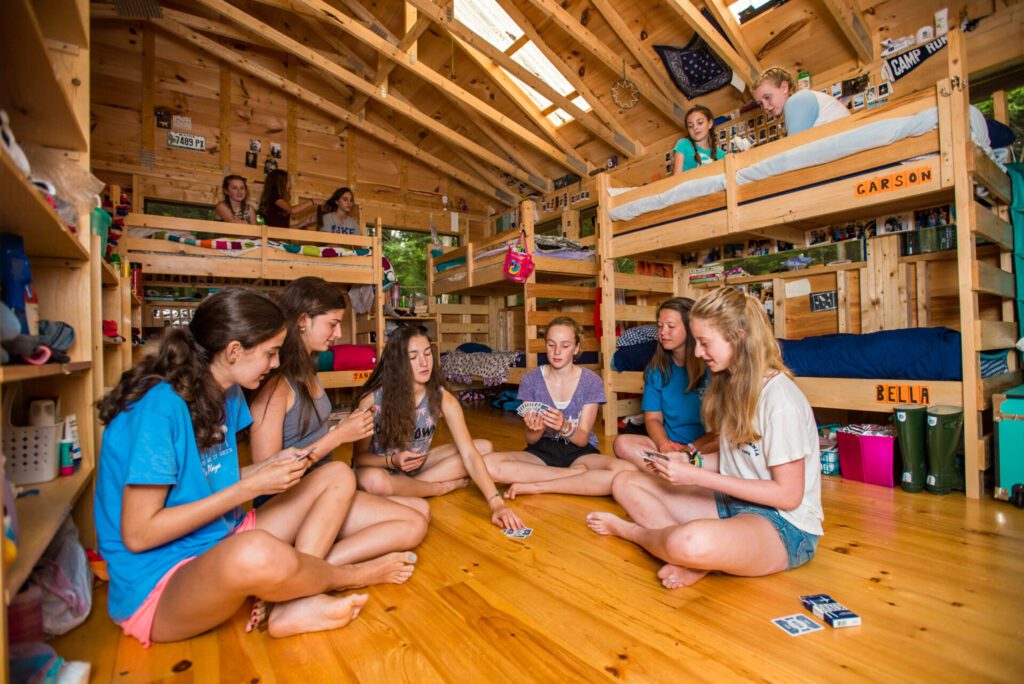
[
  {"x1": 504, "y1": 482, "x2": 540, "y2": 500},
  {"x1": 657, "y1": 563, "x2": 708, "y2": 589},
  {"x1": 348, "y1": 551, "x2": 417, "y2": 588},
  {"x1": 430, "y1": 477, "x2": 469, "y2": 497},
  {"x1": 585, "y1": 511, "x2": 637, "y2": 538},
  {"x1": 245, "y1": 598, "x2": 270, "y2": 633},
  {"x1": 267, "y1": 592, "x2": 369, "y2": 638}
]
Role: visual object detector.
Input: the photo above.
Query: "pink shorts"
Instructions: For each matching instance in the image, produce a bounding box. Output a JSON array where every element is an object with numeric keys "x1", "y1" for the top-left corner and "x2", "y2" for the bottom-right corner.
[{"x1": 117, "y1": 509, "x2": 257, "y2": 647}]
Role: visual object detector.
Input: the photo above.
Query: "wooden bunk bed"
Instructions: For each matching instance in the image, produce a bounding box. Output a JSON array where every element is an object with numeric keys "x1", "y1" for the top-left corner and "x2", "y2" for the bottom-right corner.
[
  {"x1": 428, "y1": 200, "x2": 602, "y2": 387},
  {"x1": 597, "y1": 29, "x2": 1019, "y2": 499},
  {"x1": 124, "y1": 212, "x2": 385, "y2": 389}
]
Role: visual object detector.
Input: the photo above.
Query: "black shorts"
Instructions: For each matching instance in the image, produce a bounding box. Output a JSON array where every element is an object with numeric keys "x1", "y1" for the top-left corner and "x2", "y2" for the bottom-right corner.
[{"x1": 524, "y1": 437, "x2": 600, "y2": 469}]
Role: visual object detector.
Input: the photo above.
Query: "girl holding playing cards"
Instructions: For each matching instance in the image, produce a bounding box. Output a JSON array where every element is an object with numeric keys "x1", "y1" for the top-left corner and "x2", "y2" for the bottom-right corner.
[
  {"x1": 587, "y1": 287, "x2": 822, "y2": 588},
  {"x1": 612, "y1": 297, "x2": 718, "y2": 470},
  {"x1": 351, "y1": 326, "x2": 524, "y2": 531},
  {"x1": 486, "y1": 317, "x2": 635, "y2": 498}
]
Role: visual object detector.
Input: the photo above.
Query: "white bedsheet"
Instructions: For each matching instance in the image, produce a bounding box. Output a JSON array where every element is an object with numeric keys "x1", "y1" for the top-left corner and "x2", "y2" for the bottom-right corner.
[{"x1": 609, "y1": 105, "x2": 1000, "y2": 224}]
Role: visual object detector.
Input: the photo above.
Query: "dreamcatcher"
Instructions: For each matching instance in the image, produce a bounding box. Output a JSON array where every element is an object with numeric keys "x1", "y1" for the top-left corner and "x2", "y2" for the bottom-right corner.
[{"x1": 610, "y1": 60, "x2": 640, "y2": 110}]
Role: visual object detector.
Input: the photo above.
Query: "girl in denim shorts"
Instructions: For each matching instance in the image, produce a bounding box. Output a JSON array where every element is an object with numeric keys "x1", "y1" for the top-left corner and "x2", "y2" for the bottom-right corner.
[{"x1": 588, "y1": 286, "x2": 822, "y2": 589}]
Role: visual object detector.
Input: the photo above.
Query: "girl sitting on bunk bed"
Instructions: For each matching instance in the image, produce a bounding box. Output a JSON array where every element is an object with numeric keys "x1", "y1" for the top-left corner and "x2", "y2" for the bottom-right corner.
[
  {"x1": 612, "y1": 298, "x2": 718, "y2": 470},
  {"x1": 95, "y1": 289, "x2": 402, "y2": 646},
  {"x1": 485, "y1": 317, "x2": 635, "y2": 498},
  {"x1": 213, "y1": 175, "x2": 257, "y2": 225},
  {"x1": 259, "y1": 169, "x2": 317, "y2": 229},
  {"x1": 753, "y1": 67, "x2": 849, "y2": 136},
  {"x1": 672, "y1": 105, "x2": 726, "y2": 174},
  {"x1": 351, "y1": 326, "x2": 525, "y2": 531},
  {"x1": 320, "y1": 186, "x2": 361, "y2": 235},
  {"x1": 248, "y1": 275, "x2": 428, "y2": 552},
  {"x1": 588, "y1": 287, "x2": 823, "y2": 589}
]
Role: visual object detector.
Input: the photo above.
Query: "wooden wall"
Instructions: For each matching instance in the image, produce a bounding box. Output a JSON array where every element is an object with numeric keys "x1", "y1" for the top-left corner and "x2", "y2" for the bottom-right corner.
[{"x1": 90, "y1": 22, "x2": 501, "y2": 218}]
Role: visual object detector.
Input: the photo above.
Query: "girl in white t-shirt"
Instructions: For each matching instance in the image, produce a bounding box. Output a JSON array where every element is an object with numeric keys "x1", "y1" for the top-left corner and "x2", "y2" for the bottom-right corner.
[
  {"x1": 588, "y1": 286, "x2": 822, "y2": 589},
  {"x1": 753, "y1": 67, "x2": 849, "y2": 136}
]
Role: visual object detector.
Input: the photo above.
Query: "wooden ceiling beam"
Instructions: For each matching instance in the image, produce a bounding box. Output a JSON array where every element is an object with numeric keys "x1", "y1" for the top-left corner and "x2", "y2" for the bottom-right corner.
[
  {"x1": 516, "y1": 0, "x2": 688, "y2": 126},
  {"x1": 703, "y1": 0, "x2": 764, "y2": 77},
  {"x1": 151, "y1": 14, "x2": 515, "y2": 205},
  {"x1": 454, "y1": 35, "x2": 580, "y2": 175},
  {"x1": 192, "y1": 0, "x2": 547, "y2": 187},
  {"x1": 586, "y1": 0, "x2": 688, "y2": 109},
  {"x1": 406, "y1": 0, "x2": 631, "y2": 158},
  {"x1": 452, "y1": 106, "x2": 551, "y2": 187},
  {"x1": 290, "y1": 0, "x2": 590, "y2": 175},
  {"x1": 662, "y1": 0, "x2": 758, "y2": 90},
  {"x1": 492, "y1": 0, "x2": 642, "y2": 159},
  {"x1": 818, "y1": 0, "x2": 874, "y2": 64}
]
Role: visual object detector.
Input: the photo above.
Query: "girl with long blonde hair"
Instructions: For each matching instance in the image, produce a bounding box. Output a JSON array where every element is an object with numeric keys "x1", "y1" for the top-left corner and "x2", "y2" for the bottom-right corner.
[{"x1": 588, "y1": 287, "x2": 823, "y2": 589}]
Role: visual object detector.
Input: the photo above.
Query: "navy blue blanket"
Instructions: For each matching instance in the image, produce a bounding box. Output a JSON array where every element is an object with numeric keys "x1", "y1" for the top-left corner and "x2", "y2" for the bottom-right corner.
[{"x1": 613, "y1": 327, "x2": 966, "y2": 381}]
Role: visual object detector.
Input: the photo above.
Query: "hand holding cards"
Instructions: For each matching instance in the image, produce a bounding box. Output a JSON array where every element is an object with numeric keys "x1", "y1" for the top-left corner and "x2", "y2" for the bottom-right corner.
[
  {"x1": 516, "y1": 401, "x2": 552, "y2": 417},
  {"x1": 640, "y1": 449, "x2": 702, "y2": 468}
]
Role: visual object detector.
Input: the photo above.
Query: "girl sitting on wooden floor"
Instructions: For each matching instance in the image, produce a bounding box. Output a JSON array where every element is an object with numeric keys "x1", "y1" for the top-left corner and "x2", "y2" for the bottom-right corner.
[
  {"x1": 486, "y1": 317, "x2": 635, "y2": 498},
  {"x1": 588, "y1": 287, "x2": 823, "y2": 589},
  {"x1": 248, "y1": 276, "x2": 428, "y2": 563},
  {"x1": 613, "y1": 297, "x2": 718, "y2": 470},
  {"x1": 95, "y1": 289, "x2": 406, "y2": 646},
  {"x1": 352, "y1": 326, "x2": 525, "y2": 531}
]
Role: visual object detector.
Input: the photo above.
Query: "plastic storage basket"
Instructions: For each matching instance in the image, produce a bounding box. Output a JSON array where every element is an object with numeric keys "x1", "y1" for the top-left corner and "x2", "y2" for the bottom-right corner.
[{"x1": 3, "y1": 390, "x2": 61, "y2": 485}]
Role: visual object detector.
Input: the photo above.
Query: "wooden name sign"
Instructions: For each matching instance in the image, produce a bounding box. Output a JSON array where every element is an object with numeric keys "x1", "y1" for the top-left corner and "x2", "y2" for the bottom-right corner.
[
  {"x1": 876, "y1": 383, "x2": 930, "y2": 404},
  {"x1": 855, "y1": 166, "x2": 933, "y2": 197}
]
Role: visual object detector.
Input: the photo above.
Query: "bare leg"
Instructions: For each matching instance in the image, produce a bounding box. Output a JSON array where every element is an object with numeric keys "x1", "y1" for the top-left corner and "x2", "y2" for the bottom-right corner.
[
  {"x1": 325, "y1": 491, "x2": 427, "y2": 568},
  {"x1": 357, "y1": 466, "x2": 468, "y2": 498},
  {"x1": 613, "y1": 434, "x2": 659, "y2": 469},
  {"x1": 255, "y1": 461, "x2": 356, "y2": 558},
  {"x1": 485, "y1": 450, "x2": 586, "y2": 484},
  {"x1": 505, "y1": 455, "x2": 637, "y2": 498},
  {"x1": 151, "y1": 530, "x2": 367, "y2": 643}
]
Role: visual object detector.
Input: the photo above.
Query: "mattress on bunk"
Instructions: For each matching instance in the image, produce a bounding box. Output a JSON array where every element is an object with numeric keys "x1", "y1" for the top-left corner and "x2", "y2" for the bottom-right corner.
[
  {"x1": 129, "y1": 227, "x2": 261, "y2": 254},
  {"x1": 441, "y1": 350, "x2": 523, "y2": 386},
  {"x1": 266, "y1": 240, "x2": 369, "y2": 258},
  {"x1": 609, "y1": 174, "x2": 726, "y2": 223},
  {"x1": 612, "y1": 327, "x2": 1009, "y2": 381},
  {"x1": 608, "y1": 105, "x2": 999, "y2": 224},
  {"x1": 474, "y1": 241, "x2": 595, "y2": 262}
]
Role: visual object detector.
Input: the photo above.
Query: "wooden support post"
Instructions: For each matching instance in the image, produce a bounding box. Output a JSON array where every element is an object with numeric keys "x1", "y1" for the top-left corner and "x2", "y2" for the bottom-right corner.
[
  {"x1": 992, "y1": 90, "x2": 1008, "y2": 124},
  {"x1": 374, "y1": 219, "x2": 385, "y2": 354},
  {"x1": 836, "y1": 269, "x2": 851, "y2": 333},
  {"x1": 772, "y1": 277, "x2": 785, "y2": 338},
  {"x1": 915, "y1": 261, "x2": 931, "y2": 327},
  {"x1": 286, "y1": 56, "x2": 298, "y2": 184},
  {"x1": 563, "y1": 209, "x2": 580, "y2": 241},
  {"x1": 597, "y1": 175, "x2": 618, "y2": 435},
  {"x1": 947, "y1": 28, "x2": 983, "y2": 499},
  {"x1": 346, "y1": 131, "x2": 358, "y2": 191},
  {"x1": 522, "y1": 200, "x2": 538, "y2": 369}
]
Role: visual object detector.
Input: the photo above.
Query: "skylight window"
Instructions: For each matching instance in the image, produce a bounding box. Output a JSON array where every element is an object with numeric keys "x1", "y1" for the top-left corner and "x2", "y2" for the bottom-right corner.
[
  {"x1": 457, "y1": 0, "x2": 590, "y2": 125},
  {"x1": 728, "y1": 0, "x2": 777, "y2": 24}
]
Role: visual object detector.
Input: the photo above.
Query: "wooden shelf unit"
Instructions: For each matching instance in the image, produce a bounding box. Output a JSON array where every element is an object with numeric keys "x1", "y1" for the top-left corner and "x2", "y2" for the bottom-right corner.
[{"x1": 1, "y1": 0, "x2": 94, "y2": 667}]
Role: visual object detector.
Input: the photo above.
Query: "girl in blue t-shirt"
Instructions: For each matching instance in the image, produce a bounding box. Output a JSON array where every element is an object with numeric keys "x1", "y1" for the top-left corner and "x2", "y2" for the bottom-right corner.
[
  {"x1": 351, "y1": 326, "x2": 525, "y2": 531},
  {"x1": 613, "y1": 298, "x2": 718, "y2": 470},
  {"x1": 96, "y1": 289, "x2": 409, "y2": 647},
  {"x1": 485, "y1": 317, "x2": 636, "y2": 498},
  {"x1": 672, "y1": 105, "x2": 726, "y2": 174}
]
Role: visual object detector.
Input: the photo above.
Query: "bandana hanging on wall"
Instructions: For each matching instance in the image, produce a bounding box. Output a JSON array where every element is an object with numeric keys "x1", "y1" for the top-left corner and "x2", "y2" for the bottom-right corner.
[{"x1": 654, "y1": 32, "x2": 732, "y2": 99}]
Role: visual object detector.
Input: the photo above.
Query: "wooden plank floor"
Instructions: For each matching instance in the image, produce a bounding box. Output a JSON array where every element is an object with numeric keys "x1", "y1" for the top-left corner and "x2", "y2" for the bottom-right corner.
[{"x1": 53, "y1": 405, "x2": 1024, "y2": 682}]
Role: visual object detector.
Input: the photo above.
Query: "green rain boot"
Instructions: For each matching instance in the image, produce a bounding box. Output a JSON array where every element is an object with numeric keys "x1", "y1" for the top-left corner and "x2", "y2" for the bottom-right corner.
[
  {"x1": 925, "y1": 406, "x2": 964, "y2": 495},
  {"x1": 894, "y1": 404, "x2": 927, "y2": 492}
]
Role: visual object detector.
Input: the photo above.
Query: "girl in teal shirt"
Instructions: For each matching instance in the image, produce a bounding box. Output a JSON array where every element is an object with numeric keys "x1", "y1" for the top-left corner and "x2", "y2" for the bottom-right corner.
[{"x1": 672, "y1": 105, "x2": 726, "y2": 174}]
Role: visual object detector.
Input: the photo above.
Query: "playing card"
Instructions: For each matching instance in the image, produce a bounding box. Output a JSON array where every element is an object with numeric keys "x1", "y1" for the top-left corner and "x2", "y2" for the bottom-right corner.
[
  {"x1": 502, "y1": 527, "x2": 534, "y2": 538},
  {"x1": 516, "y1": 401, "x2": 552, "y2": 417},
  {"x1": 771, "y1": 614, "x2": 824, "y2": 636}
]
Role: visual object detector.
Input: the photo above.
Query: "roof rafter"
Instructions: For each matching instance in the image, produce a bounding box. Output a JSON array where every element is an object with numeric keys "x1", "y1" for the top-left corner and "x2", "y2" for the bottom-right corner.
[
  {"x1": 662, "y1": 0, "x2": 758, "y2": 89},
  {"x1": 586, "y1": 0, "x2": 688, "y2": 109},
  {"x1": 287, "y1": 0, "x2": 590, "y2": 177},
  {"x1": 193, "y1": 0, "x2": 553, "y2": 191},
  {"x1": 149, "y1": 13, "x2": 515, "y2": 205},
  {"x1": 492, "y1": 0, "x2": 642, "y2": 159},
  {"x1": 703, "y1": 0, "x2": 764, "y2": 77},
  {"x1": 516, "y1": 0, "x2": 688, "y2": 126},
  {"x1": 405, "y1": 0, "x2": 638, "y2": 159},
  {"x1": 818, "y1": 0, "x2": 874, "y2": 64}
]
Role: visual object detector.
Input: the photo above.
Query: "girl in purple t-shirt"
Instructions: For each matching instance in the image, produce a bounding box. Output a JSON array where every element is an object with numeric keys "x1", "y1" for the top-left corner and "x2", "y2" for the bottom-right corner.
[{"x1": 486, "y1": 317, "x2": 636, "y2": 498}]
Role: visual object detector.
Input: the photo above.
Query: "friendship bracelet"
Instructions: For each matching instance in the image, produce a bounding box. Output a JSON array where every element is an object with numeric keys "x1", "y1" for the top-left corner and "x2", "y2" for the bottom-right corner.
[{"x1": 488, "y1": 491, "x2": 502, "y2": 502}]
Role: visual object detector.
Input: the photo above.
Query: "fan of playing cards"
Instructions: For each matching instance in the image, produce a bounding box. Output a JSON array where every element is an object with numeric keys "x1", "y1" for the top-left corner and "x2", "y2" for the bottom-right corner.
[{"x1": 516, "y1": 401, "x2": 553, "y2": 417}]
